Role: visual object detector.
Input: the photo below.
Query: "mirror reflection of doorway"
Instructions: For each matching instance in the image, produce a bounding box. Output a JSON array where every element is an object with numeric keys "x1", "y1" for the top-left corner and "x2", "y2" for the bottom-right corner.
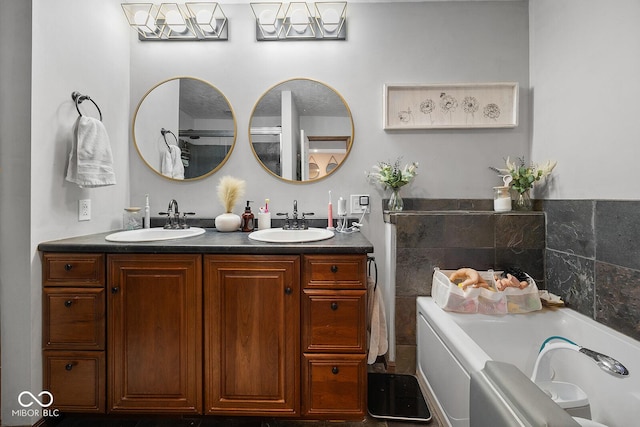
[{"x1": 306, "y1": 136, "x2": 350, "y2": 180}]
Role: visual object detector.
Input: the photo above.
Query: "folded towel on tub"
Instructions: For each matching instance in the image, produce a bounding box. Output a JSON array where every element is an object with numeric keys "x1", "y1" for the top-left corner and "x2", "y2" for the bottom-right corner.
[{"x1": 66, "y1": 116, "x2": 116, "y2": 188}]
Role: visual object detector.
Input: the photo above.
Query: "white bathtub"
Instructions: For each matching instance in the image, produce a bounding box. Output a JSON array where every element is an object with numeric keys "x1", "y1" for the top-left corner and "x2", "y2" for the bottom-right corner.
[{"x1": 416, "y1": 296, "x2": 640, "y2": 427}]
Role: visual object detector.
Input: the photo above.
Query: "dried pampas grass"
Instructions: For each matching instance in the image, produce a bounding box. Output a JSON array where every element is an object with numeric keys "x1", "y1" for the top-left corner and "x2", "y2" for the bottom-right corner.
[{"x1": 217, "y1": 175, "x2": 246, "y2": 213}]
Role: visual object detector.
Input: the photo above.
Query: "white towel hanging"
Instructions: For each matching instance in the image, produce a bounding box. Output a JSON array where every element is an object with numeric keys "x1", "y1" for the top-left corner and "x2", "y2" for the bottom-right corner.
[{"x1": 66, "y1": 116, "x2": 116, "y2": 188}]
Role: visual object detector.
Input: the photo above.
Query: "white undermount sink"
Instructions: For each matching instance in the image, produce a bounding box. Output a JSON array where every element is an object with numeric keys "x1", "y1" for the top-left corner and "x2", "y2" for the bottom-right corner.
[
  {"x1": 248, "y1": 227, "x2": 334, "y2": 243},
  {"x1": 105, "y1": 227, "x2": 206, "y2": 242}
]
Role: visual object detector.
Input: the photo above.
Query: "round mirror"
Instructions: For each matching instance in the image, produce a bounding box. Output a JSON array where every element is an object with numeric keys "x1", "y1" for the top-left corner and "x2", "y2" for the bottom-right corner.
[
  {"x1": 133, "y1": 77, "x2": 236, "y2": 181},
  {"x1": 249, "y1": 78, "x2": 354, "y2": 182}
]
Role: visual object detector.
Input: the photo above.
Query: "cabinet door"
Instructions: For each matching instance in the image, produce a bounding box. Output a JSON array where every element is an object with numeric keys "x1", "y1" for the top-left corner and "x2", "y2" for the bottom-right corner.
[
  {"x1": 43, "y1": 350, "x2": 106, "y2": 413},
  {"x1": 302, "y1": 289, "x2": 367, "y2": 353},
  {"x1": 302, "y1": 353, "x2": 367, "y2": 418},
  {"x1": 108, "y1": 254, "x2": 202, "y2": 414},
  {"x1": 43, "y1": 287, "x2": 105, "y2": 350},
  {"x1": 204, "y1": 255, "x2": 300, "y2": 416},
  {"x1": 303, "y1": 254, "x2": 367, "y2": 290}
]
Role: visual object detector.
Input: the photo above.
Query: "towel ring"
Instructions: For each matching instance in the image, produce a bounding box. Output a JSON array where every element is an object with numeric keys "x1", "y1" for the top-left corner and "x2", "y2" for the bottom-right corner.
[
  {"x1": 71, "y1": 91, "x2": 102, "y2": 121},
  {"x1": 161, "y1": 128, "x2": 178, "y2": 150},
  {"x1": 367, "y1": 256, "x2": 378, "y2": 290}
]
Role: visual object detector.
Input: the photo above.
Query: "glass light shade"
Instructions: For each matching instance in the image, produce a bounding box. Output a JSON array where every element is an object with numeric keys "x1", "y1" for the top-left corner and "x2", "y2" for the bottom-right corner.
[
  {"x1": 251, "y1": 3, "x2": 283, "y2": 39},
  {"x1": 185, "y1": 2, "x2": 227, "y2": 38},
  {"x1": 315, "y1": 2, "x2": 346, "y2": 38},
  {"x1": 158, "y1": 3, "x2": 198, "y2": 39},
  {"x1": 284, "y1": 2, "x2": 314, "y2": 38},
  {"x1": 121, "y1": 3, "x2": 161, "y2": 38}
]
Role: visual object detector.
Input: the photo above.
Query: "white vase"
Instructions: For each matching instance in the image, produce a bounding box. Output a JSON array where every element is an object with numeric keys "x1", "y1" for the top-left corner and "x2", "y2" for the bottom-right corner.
[{"x1": 215, "y1": 213, "x2": 241, "y2": 232}]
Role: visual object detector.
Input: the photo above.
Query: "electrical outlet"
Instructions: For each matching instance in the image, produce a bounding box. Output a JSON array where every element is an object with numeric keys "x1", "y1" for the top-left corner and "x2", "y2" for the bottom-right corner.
[
  {"x1": 350, "y1": 194, "x2": 370, "y2": 214},
  {"x1": 79, "y1": 199, "x2": 91, "y2": 221}
]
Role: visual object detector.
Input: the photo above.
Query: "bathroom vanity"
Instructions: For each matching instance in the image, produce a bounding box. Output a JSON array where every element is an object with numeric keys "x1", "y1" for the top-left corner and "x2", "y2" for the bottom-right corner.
[{"x1": 39, "y1": 230, "x2": 373, "y2": 420}]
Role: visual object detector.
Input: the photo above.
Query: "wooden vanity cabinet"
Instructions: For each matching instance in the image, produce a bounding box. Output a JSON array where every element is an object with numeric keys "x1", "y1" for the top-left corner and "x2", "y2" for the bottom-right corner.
[
  {"x1": 204, "y1": 255, "x2": 300, "y2": 416},
  {"x1": 42, "y1": 253, "x2": 106, "y2": 413},
  {"x1": 42, "y1": 250, "x2": 369, "y2": 419},
  {"x1": 301, "y1": 254, "x2": 368, "y2": 418},
  {"x1": 107, "y1": 254, "x2": 202, "y2": 414}
]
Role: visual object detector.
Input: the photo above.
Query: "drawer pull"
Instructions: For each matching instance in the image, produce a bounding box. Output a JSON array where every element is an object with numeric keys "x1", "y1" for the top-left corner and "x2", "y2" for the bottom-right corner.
[
  {"x1": 65, "y1": 363, "x2": 74, "y2": 371},
  {"x1": 111, "y1": 287, "x2": 120, "y2": 294},
  {"x1": 64, "y1": 263, "x2": 73, "y2": 271},
  {"x1": 331, "y1": 366, "x2": 339, "y2": 375},
  {"x1": 330, "y1": 265, "x2": 338, "y2": 273},
  {"x1": 331, "y1": 302, "x2": 339, "y2": 311},
  {"x1": 64, "y1": 300, "x2": 73, "y2": 308},
  {"x1": 285, "y1": 287, "x2": 293, "y2": 295}
]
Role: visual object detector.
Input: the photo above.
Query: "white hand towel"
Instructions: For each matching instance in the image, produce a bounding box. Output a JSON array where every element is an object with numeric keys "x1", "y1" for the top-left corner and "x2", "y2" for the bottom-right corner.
[
  {"x1": 367, "y1": 277, "x2": 388, "y2": 364},
  {"x1": 170, "y1": 145, "x2": 184, "y2": 180},
  {"x1": 161, "y1": 148, "x2": 173, "y2": 177},
  {"x1": 161, "y1": 145, "x2": 184, "y2": 179},
  {"x1": 66, "y1": 116, "x2": 116, "y2": 188}
]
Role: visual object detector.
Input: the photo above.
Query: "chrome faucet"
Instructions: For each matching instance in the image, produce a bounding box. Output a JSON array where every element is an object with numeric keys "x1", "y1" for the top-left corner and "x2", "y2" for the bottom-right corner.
[
  {"x1": 276, "y1": 200, "x2": 314, "y2": 230},
  {"x1": 160, "y1": 199, "x2": 181, "y2": 229},
  {"x1": 292, "y1": 200, "x2": 298, "y2": 229}
]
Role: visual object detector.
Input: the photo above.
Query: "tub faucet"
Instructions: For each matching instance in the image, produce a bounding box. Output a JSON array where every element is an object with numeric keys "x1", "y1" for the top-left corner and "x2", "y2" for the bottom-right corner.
[{"x1": 531, "y1": 339, "x2": 629, "y2": 383}]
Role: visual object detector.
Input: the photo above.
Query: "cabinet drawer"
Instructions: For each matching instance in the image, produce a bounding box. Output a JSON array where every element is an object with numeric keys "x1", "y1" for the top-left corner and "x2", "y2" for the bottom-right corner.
[
  {"x1": 303, "y1": 255, "x2": 366, "y2": 289},
  {"x1": 43, "y1": 253, "x2": 105, "y2": 286},
  {"x1": 43, "y1": 288, "x2": 105, "y2": 350},
  {"x1": 302, "y1": 353, "x2": 366, "y2": 418},
  {"x1": 302, "y1": 289, "x2": 366, "y2": 352},
  {"x1": 43, "y1": 350, "x2": 106, "y2": 413}
]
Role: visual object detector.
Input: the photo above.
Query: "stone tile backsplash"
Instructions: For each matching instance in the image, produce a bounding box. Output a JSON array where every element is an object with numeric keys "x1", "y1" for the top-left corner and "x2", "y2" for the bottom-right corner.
[
  {"x1": 389, "y1": 199, "x2": 640, "y2": 373},
  {"x1": 388, "y1": 206, "x2": 546, "y2": 372},
  {"x1": 544, "y1": 200, "x2": 640, "y2": 341}
]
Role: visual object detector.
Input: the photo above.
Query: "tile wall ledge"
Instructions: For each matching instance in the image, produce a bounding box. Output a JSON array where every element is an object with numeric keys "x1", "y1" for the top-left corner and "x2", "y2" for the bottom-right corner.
[{"x1": 382, "y1": 198, "x2": 543, "y2": 224}]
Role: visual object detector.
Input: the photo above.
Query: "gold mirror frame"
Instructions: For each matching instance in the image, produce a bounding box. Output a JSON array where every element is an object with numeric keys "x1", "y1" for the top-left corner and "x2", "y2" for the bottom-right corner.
[
  {"x1": 132, "y1": 76, "x2": 237, "y2": 181},
  {"x1": 249, "y1": 78, "x2": 354, "y2": 183}
]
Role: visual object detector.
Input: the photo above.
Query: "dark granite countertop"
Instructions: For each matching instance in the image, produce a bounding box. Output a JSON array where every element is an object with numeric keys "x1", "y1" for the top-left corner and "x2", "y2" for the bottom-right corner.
[{"x1": 38, "y1": 228, "x2": 374, "y2": 255}]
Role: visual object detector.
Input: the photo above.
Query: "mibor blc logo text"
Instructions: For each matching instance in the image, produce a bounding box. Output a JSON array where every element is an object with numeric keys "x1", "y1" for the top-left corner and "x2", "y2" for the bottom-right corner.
[{"x1": 13, "y1": 391, "x2": 60, "y2": 418}]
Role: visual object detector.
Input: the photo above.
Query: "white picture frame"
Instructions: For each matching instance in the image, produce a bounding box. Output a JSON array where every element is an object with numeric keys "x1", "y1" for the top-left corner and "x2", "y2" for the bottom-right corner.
[{"x1": 383, "y1": 82, "x2": 519, "y2": 130}]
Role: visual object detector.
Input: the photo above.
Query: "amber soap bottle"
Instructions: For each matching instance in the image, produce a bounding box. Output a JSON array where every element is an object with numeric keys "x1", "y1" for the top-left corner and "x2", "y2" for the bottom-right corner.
[{"x1": 242, "y1": 201, "x2": 255, "y2": 232}]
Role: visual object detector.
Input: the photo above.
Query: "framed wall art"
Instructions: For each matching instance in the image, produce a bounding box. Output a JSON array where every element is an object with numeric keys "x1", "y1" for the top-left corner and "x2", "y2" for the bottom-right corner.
[{"x1": 383, "y1": 82, "x2": 518, "y2": 130}]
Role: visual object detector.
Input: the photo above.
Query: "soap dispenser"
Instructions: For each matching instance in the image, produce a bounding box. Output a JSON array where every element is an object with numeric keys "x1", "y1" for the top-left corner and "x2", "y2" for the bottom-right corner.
[{"x1": 242, "y1": 201, "x2": 255, "y2": 232}]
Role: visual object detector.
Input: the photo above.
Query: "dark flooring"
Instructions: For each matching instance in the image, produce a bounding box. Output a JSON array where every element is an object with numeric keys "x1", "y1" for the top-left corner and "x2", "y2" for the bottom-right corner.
[
  {"x1": 40, "y1": 367, "x2": 434, "y2": 427},
  {"x1": 44, "y1": 415, "x2": 428, "y2": 427}
]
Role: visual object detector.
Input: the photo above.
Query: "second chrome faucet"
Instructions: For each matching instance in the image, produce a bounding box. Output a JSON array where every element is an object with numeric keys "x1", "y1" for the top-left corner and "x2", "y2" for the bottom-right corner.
[
  {"x1": 159, "y1": 199, "x2": 195, "y2": 229},
  {"x1": 277, "y1": 200, "x2": 314, "y2": 230}
]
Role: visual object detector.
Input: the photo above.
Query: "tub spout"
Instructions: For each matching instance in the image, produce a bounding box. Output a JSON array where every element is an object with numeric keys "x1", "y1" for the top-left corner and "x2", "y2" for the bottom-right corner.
[
  {"x1": 532, "y1": 340, "x2": 629, "y2": 383},
  {"x1": 579, "y1": 347, "x2": 629, "y2": 377}
]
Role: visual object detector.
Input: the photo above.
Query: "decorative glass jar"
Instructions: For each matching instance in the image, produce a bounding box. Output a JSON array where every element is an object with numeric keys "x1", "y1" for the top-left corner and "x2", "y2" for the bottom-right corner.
[{"x1": 493, "y1": 186, "x2": 512, "y2": 212}]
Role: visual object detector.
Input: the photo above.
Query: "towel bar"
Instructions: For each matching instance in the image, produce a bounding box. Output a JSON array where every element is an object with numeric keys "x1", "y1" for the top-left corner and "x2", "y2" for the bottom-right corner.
[
  {"x1": 160, "y1": 128, "x2": 178, "y2": 149},
  {"x1": 71, "y1": 91, "x2": 102, "y2": 121}
]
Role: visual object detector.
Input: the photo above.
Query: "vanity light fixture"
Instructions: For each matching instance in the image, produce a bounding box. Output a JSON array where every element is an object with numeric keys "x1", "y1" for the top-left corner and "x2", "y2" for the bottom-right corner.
[
  {"x1": 251, "y1": 1, "x2": 346, "y2": 41},
  {"x1": 121, "y1": 2, "x2": 228, "y2": 40}
]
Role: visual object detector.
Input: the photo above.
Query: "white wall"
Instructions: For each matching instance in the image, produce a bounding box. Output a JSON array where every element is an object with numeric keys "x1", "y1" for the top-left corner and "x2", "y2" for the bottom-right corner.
[
  {"x1": 0, "y1": 1, "x2": 32, "y2": 425},
  {"x1": 0, "y1": 0, "x2": 130, "y2": 424},
  {"x1": 530, "y1": 0, "x2": 640, "y2": 199},
  {"x1": 128, "y1": 2, "x2": 530, "y2": 336}
]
